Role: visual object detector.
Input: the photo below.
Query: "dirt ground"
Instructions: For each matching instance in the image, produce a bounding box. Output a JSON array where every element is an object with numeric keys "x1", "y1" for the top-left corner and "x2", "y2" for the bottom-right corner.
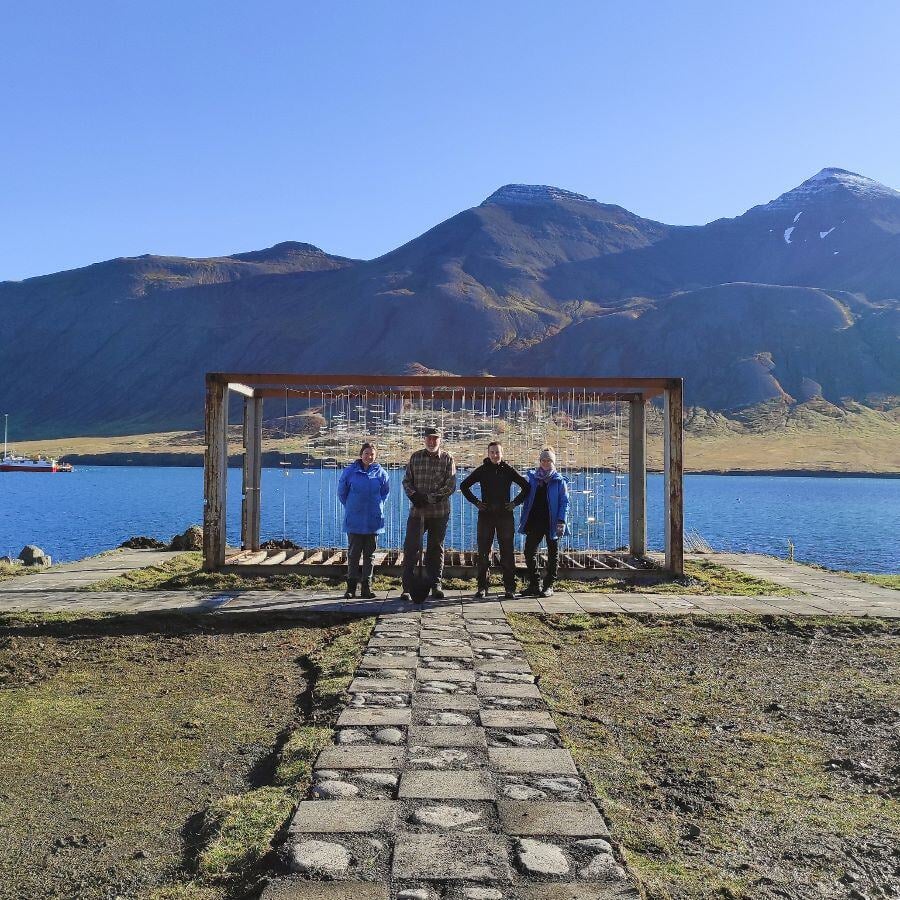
[
  {"x1": 0, "y1": 610, "x2": 363, "y2": 900},
  {"x1": 511, "y1": 613, "x2": 900, "y2": 900}
]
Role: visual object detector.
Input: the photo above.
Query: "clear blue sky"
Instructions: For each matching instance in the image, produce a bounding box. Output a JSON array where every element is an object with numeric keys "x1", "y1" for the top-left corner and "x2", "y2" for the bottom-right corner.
[{"x1": 2, "y1": 1, "x2": 898, "y2": 281}]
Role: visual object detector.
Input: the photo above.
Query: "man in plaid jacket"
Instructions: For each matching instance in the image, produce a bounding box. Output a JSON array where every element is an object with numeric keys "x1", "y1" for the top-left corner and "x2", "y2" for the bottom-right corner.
[{"x1": 400, "y1": 427, "x2": 457, "y2": 602}]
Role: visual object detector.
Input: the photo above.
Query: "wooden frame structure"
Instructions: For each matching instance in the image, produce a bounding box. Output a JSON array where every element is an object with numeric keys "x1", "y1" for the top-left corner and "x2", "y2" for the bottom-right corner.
[{"x1": 203, "y1": 373, "x2": 684, "y2": 576}]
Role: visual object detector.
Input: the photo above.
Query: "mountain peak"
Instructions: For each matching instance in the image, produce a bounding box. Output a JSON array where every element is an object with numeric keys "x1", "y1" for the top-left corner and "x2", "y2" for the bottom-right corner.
[
  {"x1": 481, "y1": 184, "x2": 595, "y2": 207},
  {"x1": 761, "y1": 167, "x2": 899, "y2": 210}
]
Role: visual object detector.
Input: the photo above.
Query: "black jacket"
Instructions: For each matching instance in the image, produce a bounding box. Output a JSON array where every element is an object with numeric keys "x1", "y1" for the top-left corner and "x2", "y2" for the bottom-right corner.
[{"x1": 460, "y1": 459, "x2": 529, "y2": 512}]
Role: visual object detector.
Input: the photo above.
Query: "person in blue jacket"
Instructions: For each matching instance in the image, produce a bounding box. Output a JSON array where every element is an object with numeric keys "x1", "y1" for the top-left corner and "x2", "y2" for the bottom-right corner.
[
  {"x1": 518, "y1": 446, "x2": 569, "y2": 597},
  {"x1": 338, "y1": 442, "x2": 390, "y2": 599}
]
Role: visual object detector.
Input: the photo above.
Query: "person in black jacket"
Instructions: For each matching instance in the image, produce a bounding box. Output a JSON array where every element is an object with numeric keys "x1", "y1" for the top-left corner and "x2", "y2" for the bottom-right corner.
[{"x1": 460, "y1": 441, "x2": 529, "y2": 598}]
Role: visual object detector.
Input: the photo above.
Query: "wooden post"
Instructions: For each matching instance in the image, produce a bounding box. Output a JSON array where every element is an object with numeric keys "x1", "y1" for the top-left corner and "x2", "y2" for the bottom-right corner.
[
  {"x1": 203, "y1": 375, "x2": 228, "y2": 570},
  {"x1": 241, "y1": 395, "x2": 263, "y2": 551},
  {"x1": 628, "y1": 395, "x2": 647, "y2": 557},
  {"x1": 664, "y1": 379, "x2": 684, "y2": 575}
]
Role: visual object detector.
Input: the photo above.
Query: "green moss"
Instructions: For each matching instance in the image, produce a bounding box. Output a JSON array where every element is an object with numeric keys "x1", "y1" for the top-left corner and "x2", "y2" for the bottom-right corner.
[
  {"x1": 848, "y1": 572, "x2": 900, "y2": 590},
  {"x1": 274, "y1": 727, "x2": 332, "y2": 786},
  {"x1": 197, "y1": 786, "x2": 295, "y2": 878}
]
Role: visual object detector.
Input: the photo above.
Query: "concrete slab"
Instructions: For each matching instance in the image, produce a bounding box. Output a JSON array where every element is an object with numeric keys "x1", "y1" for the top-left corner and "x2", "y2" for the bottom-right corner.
[
  {"x1": 392, "y1": 832, "x2": 512, "y2": 881},
  {"x1": 407, "y1": 726, "x2": 487, "y2": 747},
  {"x1": 336, "y1": 708, "x2": 411, "y2": 727},
  {"x1": 514, "y1": 883, "x2": 639, "y2": 899},
  {"x1": 488, "y1": 748, "x2": 578, "y2": 775},
  {"x1": 419, "y1": 645, "x2": 474, "y2": 658},
  {"x1": 412, "y1": 693, "x2": 483, "y2": 711},
  {"x1": 348, "y1": 677, "x2": 413, "y2": 693},
  {"x1": 288, "y1": 800, "x2": 397, "y2": 833},
  {"x1": 476, "y1": 681, "x2": 543, "y2": 699},
  {"x1": 399, "y1": 770, "x2": 496, "y2": 800},
  {"x1": 498, "y1": 801, "x2": 609, "y2": 836},
  {"x1": 315, "y1": 746, "x2": 405, "y2": 770},
  {"x1": 417, "y1": 668, "x2": 476, "y2": 682},
  {"x1": 480, "y1": 709, "x2": 557, "y2": 729},
  {"x1": 260, "y1": 880, "x2": 389, "y2": 900},
  {"x1": 360, "y1": 654, "x2": 418, "y2": 669},
  {"x1": 474, "y1": 659, "x2": 534, "y2": 673}
]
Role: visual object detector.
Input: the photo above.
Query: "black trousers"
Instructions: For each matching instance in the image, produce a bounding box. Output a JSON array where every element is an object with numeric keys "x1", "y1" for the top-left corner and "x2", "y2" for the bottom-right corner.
[
  {"x1": 347, "y1": 533, "x2": 377, "y2": 580},
  {"x1": 476, "y1": 512, "x2": 517, "y2": 591},
  {"x1": 402, "y1": 513, "x2": 449, "y2": 591},
  {"x1": 523, "y1": 529, "x2": 559, "y2": 587}
]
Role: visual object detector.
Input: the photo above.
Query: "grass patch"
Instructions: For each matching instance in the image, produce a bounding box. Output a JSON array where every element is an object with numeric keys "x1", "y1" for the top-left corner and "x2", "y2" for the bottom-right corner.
[
  {"x1": 84, "y1": 553, "x2": 793, "y2": 597},
  {"x1": 0, "y1": 608, "x2": 371, "y2": 900},
  {"x1": 510, "y1": 613, "x2": 900, "y2": 899},
  {"x1": 848, "y1": 572, "x2": 900, "y2": 590},
  {"x1": 0, "y1": 562, "x2": 29, "y2": 582}
]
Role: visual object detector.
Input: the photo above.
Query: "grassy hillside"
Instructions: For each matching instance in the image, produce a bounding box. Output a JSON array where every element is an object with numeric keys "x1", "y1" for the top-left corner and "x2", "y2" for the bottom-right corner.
[{"x1": 12, "y1": 399, "x2": 900, "y2": 474}]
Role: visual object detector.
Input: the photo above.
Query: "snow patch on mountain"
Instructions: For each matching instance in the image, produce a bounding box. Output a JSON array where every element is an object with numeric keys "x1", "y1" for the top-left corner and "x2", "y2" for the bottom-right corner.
[
  {"x1": 482, "y1": 184, "x2": 595, "y2": 206},
  {"x1": 820, "y1": 227, "x2": 836, "y2": 239},
  {"x1": 784, "y1": 227, "x2": 795, "y2": 245},
  {"x1": 793, "y1": 211, "x2": 804, "y2": 223}
]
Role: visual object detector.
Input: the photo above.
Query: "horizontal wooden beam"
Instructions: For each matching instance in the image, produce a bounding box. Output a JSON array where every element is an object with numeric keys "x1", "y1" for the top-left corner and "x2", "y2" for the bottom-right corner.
[
  {"x1": 209, "y1": 372, "x2": 679, "y2": 391},
  {"x1": 227, "y1": 382, "x2": 256, "y2": 398},
  {"x1": 251, "y1": 387, "x2": 660, "y2": 400}
]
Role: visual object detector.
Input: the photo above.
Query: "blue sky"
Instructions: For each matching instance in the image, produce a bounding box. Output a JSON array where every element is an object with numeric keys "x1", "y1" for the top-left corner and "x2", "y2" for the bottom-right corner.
[{"x1": 2, "y1": 1, "x2": 898, "y2": 280}]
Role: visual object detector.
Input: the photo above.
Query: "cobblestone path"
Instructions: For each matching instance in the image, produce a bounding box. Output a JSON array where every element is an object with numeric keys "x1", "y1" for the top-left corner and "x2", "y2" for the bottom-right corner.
[{"x1": 264, "y1": 602, "x2": 639, "y2": 900}]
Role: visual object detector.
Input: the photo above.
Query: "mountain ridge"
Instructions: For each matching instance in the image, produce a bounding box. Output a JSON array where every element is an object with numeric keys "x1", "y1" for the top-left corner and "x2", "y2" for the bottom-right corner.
[{"x1": 2, "y1": 167, "x2": 898, "y2": 439}]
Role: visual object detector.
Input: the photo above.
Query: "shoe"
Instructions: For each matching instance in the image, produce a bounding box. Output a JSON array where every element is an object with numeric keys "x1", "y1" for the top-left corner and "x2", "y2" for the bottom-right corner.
[
  {"x1": 522, "y1": 580, "x2": 541, "y2": 597},
  {"x1": 400, "y1": 592, "x2": 413, "y2": 603},
  {"x1": 502, "y1": 589, "x2": 516, "y2": 599},
  {"x1": 343, "y1": 578, "x2": 358, "y2": 599},
  {"x1": 431, "y1": 586, "x2": 446, "y2": 599},
  {"x1": 475, "y1": 588, "x2": 487, "y2": 599},
  {"x1": 360, "y1": 579, "x2": 376, "y2": 600},
  {"x1": 540, "y1": 585, "x2": 554, "y2": 598}
]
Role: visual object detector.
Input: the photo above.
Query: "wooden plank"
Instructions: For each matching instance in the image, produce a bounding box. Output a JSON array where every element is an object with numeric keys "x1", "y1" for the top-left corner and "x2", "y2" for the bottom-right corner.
[
  {"x1": 283, "y1": 550, "x2": 308, "y2": 565},
  {"x1": 303, "y1": 550, "x2": 324, "y2": 565},
  {"x1": 212, "y1": 372, "x2": 678, "y2": 391},
  {"x1": 235, "y1": 550, "x2": 268, "y2": 565},
  {"x1": 227, "y1": 382, "x2": 255, "y2": 398},
  {"x1": 323, "y1": 550, "x2": 344, "y2": 566},
  {"x1": 241, "y1": 396, "x2": 263, "y2": 551},
  {"x1": 629, "y1": 396, "x2": 647, "y2": 557},
  {"x1": 561, "y1": 553, "x2": 585, "y2": 569},
  {"x1": 664, "y1": 380, "x2": 685, "y2": 576},
  {"x1": 372, "y1": 551, "x2": 388, "y2": 567},
  {"x1": 261, "y1": 550, "x2": 288, "y2": 565},
  {"x1": 203, "y1": 375, "x2": 228, "y2": 570}
]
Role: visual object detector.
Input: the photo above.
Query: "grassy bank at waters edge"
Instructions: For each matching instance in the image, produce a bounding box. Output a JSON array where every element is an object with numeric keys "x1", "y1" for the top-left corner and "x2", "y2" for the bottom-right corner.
[
  {"x1": 83, "y1": 552, "x2": 796, "y2": 597},
  {"x1": 511, "y1": 612, "x2": 900, "y2": 900},
  {"x1": 0, "y1": 608, "x2": 372, "y2": 899}
]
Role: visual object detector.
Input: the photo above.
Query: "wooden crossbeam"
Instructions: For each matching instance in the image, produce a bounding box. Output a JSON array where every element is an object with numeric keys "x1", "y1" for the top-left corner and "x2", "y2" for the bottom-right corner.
[{"x1": 261, "y1": 550, "x2": 288, "y2": 565}]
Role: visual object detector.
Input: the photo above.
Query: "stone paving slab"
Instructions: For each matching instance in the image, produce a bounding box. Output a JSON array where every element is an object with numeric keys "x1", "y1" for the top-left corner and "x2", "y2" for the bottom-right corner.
[
  {"x1": 392, "y1": 832, "x2": 513, "y2": 881},
  {"x1": 514, "y1": 883, "x2": 640, "y2": 899},
  {"x1": 480, "y1": 709, "x2": 557, "y2": 729},
  {"x1": 407, "y1": 726, "x2": 487, "y2": 747},
  {"x1": 288, "y1": 801, "x2": 397, "y2": 833},
  {"x1": 261, "y1": 879, "x2": 390, "y2": 900},
  {"x1": 488, "y1": 748, "x2": 579, "y2": 775},
  {"x1": 416, "y1": 668, "x2": 476, "y2": 682},
  {"x1": 337, "y1": 708, "x2": 412, "y2": 727},
  {"x1": 498, "y1": 801, "x2": 610, "y2": 836},
  {"x1": 360, "y1": 655, "x2": 419, "y2": 669},
  {"x1": 419, "y1": 644, "x2": 475, "y2": 658},
  {"x1": 476, "y1": 681, "x2": 543, "y2": 699},
  {"x1": 348, "y1": 677, "x2": 414, "y2": 693},
  {"x1": 315, "y1": 746, "x2": 405, "y2": 770},
  {"x1": 474, "y1": 658, "x2": 534, "y2": 673},
  {"x1": 412, "y1": 694, "x2": 483, "y2": 711},
  {"x1": 398, "y1": 770, "x2": 496, "y2": 800}
]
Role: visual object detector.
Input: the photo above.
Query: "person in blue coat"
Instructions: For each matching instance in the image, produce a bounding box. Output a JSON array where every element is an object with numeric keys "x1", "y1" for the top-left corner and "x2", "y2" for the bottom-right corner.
[
  {"x1": 338, "y1": 442, "x2": 390, "y2": 599},
  {"x1": 518, "y1": 446, "x2": 570, "y2": 597}
]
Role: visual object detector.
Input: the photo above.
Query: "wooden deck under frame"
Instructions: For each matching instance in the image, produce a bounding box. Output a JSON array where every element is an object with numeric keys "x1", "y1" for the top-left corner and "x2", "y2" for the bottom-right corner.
[{"x1": 222, "y1": 548, "x2": 668, "y2": 582}]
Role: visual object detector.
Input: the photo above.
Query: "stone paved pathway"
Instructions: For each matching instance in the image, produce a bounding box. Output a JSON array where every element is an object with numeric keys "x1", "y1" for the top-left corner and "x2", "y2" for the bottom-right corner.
[{"x1": 264, "y1": 603, "x2": 639, "y2": 899}]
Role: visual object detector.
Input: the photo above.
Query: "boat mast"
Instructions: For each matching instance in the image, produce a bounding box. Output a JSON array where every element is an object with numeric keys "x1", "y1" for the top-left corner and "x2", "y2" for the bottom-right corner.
[{"x1": 3, "y1": 414, "x2": 7, "y2": 460}]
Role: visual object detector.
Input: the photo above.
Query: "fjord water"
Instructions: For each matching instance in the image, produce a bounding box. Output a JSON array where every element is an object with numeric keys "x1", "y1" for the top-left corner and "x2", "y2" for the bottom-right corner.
[{"x1": 1, "y1": 467, "x2": 897, "y2": 574}]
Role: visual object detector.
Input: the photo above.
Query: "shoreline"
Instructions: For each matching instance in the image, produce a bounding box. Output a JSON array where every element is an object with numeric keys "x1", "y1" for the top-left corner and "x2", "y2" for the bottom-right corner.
[{"x1": 49, "y1": 452, "x2": 900, "y2": 478}]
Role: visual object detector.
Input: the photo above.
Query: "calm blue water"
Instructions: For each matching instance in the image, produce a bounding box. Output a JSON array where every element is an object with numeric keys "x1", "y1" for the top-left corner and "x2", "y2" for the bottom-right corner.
[{"x1": 0, "y1": 467, "x2": 897, "y2": 573}]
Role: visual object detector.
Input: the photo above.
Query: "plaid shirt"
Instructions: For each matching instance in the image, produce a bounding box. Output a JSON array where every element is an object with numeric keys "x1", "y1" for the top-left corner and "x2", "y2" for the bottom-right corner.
[{"x1": 402, "y1": 448, "x2": 457, "y2": 518}]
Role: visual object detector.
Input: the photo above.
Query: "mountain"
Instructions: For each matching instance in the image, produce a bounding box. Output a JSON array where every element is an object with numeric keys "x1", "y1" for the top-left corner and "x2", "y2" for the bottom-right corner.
[{"x1": 1, "y1": 169, "x2": 898, "y2": 438}]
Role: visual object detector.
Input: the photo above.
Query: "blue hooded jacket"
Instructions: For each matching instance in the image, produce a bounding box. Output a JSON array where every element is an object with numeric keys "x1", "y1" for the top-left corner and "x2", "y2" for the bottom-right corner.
[
  {"x1": 517, "y1": 468, "x2": 570, "y2": 539},
  {"x1": 338, "y1": 460, "x2": 390, "y2": 535}
]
